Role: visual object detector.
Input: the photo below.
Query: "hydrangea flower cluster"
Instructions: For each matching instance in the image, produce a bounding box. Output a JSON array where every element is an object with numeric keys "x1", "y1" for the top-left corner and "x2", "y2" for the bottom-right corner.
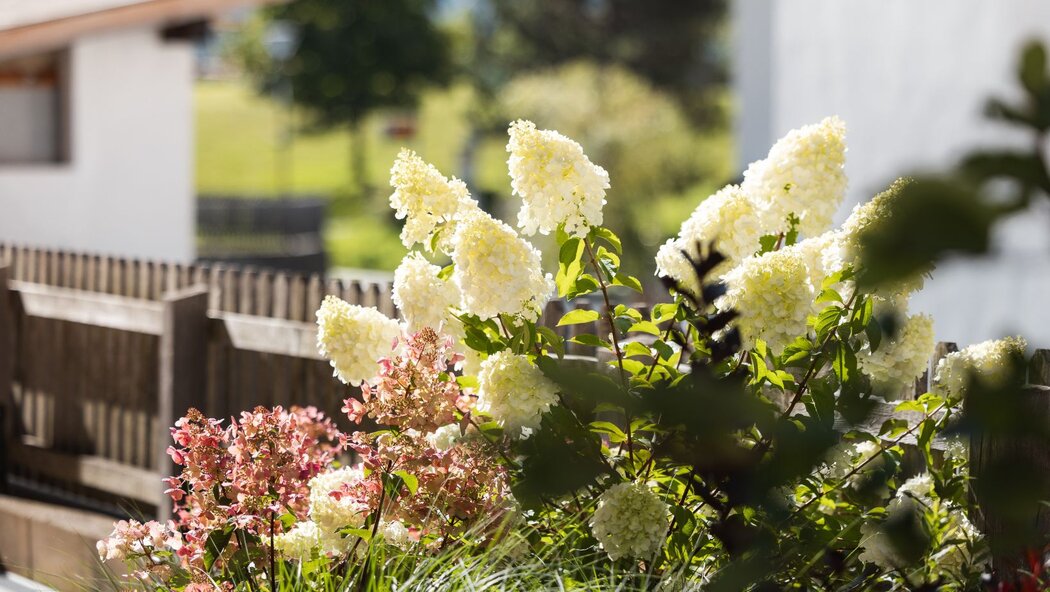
[
  {"x1": 393, "y1": 252, "x2": 462, "y2": 334},
  {"x1": 345, "y1": 327, "x2": 470, "y2": 433},
  {"x1": 741, "y1": 116, "x2": 848, "y2": 237},
  {"x1": 655, "y1": 185, "x2": 767, "y2": 292},
  {"x1": 390, "y1": 148, "x2": 474, "y2": 250},
  {"x1": 790, "y1": 231, "x2": 847, "y2": 299},
  {"x1": 271, "y1": 465, "x2": 376, "y2": 560},
  {"x1": 450, "y1": 209, "x2": 554, "y2": 321},
  {"x1": 97, "y1": 519, "x2": 182, "y2": 581},
  {"x1": 857, "y1": 312, "x2": 935, "y2": 396},
  {"x1": 308, "y1": 466, "x2": 370, "y2": 533},
  {"x1": 344, "y1": 429, "x2": 512, "y2": 542},
  {"x1": 840, "y1": 177, "x2": 926, "y2": 295},
  {"x1": 316, "y1": 295, "x2": 401, "y2": 386},
  {"x1": 720, "y1": 248, "x2": 815, "y2": 352},
  {"x1": 590, "y1": 482, "x2": 670, "y2": 561},
  {"x1": 169, "y1": 407, "x2": 341, "y2": 562},
  {"x1": 507, "y1": 119, "x2": 610, "y2": 237},
  {"x1": 476, "y1": 350, "x2": 559, "y2": 436},
  {"x1": 933, "y1": 336, "x2": 1028, "y2": 400}
]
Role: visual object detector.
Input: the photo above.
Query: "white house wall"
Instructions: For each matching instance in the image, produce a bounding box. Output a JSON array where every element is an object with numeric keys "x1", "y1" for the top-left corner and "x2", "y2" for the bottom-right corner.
[
  {"x1": 0, "y1": 26, "x2": 194, "y2": 262},
  {"x1": 734, "y1": 0, "x2": 1050, "y2": 347}
]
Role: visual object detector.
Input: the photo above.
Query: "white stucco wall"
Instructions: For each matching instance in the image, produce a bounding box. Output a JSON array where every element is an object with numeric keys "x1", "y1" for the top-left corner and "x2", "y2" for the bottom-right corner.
[
  {"x1": 0, "y1": 26, "x2": 195, "y2": 261},
  {"x1": 734, "y1": 0, "x2": 1050, "y2": 347}
]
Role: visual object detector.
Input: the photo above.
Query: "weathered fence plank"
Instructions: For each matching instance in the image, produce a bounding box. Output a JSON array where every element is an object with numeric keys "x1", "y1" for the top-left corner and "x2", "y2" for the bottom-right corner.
[
  {"x1": 156, "y1": 286, "x2": 209, "y2": 521},
  {"x1": 10, "y1": 280, "x2": 164, "y2": 335}
]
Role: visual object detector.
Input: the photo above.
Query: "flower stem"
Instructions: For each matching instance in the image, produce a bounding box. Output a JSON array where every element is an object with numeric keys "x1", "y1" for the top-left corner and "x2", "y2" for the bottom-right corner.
[{"x1": 583, "y1": 238, "x2": 634, "y2": 474}]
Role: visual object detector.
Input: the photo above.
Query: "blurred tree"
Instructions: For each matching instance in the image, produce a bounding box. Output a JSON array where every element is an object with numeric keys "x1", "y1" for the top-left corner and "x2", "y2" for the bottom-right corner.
[
  {"x1": 474, "y1": 0, "x2": 727, "y2": 122},
  {"x1": 237, "y1": 0, "x2": 452, "y2": 197}
]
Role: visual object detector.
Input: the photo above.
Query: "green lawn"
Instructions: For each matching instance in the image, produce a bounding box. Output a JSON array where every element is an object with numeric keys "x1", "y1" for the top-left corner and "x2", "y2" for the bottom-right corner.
[
  {"x1": 195, "y1": 80, "x2": 732, "y2": 271},
  {"x1": 196, "y1": 80, "x2": 506, "y2": 270}
]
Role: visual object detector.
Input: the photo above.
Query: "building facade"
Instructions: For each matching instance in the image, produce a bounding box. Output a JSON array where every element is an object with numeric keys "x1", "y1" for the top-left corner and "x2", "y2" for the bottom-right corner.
[{"x1": 734, "y1": 0, "x2": 1050, "y2": 346}]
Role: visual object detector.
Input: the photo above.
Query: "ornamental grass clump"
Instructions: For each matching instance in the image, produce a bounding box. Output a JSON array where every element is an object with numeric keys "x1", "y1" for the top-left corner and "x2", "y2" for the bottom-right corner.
[{"x1": 102, "y1": 115, "x2": 1031, "y2": 591}]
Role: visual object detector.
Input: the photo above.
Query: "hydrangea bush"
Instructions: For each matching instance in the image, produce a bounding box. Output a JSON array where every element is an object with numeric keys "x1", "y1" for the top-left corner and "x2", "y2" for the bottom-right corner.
[{"x1": 100, "y1": 117, "x2": 1035, "y2": 591}]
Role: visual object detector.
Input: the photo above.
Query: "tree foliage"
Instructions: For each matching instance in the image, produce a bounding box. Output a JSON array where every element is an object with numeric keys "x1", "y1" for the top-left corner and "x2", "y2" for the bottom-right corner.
[{"x1": 245, "y1": 0, "x2": 453, "y2": 129}]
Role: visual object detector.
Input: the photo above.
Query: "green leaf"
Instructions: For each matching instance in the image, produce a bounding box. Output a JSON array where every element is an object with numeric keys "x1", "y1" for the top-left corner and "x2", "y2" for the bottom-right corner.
[
  {"x1": 754, "y1": 339, "x2": 768, "y2": 359},
  {"x1": 437, "y1": 264, "x2": 454, "y2": 281},
  {"x1": 203, "y1": 527, "x2": 233, "y2": 571},
  {"x1": 456, "y1": 375, "x2": 479, "y2": 389},
  {"x1": 556, "y1": 238, "x2": 585, "y2": 297},
  {"x1": 628, "y1": 321, "x2": 661, "y2": 336},
  {"x1": 814, "y1": 306, "x2": 844, "y2": 340},
  {"x1": 612, "y1": 273, "x2": 643, "y2": 293},
  {"x1": 341, "y1": 527, "x2": 373, "y2": 542},
  {"x1": 557, "y1": 309, "x2": 600, "y2": 327},
  {"x1": 833, "y1": 342, "x2": 856, "y2": 383},
  {"x1": 1020, "y1": 40, "x2": 1048, "y2": 97},
  {"x1": 652, "y1": 340, "x2": 675, "y2": 362},
  {"x1": 591, "y1": 227, "x2": 622, "y2": 254},
  {"x1": 865, "y1": 317, "x2": 883, "y2": 353},
  {"x1": 589, "y1": 420, "x2": 627, "y2": 443},
  {"x1": 623, "y1": 341, "x2": 651, "y2": 358},
  {"x1": 570, "y1": 334, "x2": 610, "y2": 348},
  {"x1": 567, "y1": 274, "x2": 601, "y2": 299},
  {"x1": 759, "y1": 234, "x2": 780, "y2": 254},
  {"x1": 816, "y1": 288, "x2": 844, "y2": 305},
  {"x1": 651, "y1": 302, "x2": 678, "y2": 324},
  {"x1": 392, "y1": 470, "x2": 419, "y2": 496},
  {"x1": 537, "y1": 326, "x2": 565, "y2": 358}
]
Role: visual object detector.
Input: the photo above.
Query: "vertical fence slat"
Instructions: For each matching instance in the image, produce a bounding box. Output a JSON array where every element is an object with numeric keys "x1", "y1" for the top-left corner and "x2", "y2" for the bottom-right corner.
[
  {"x1": 1030, "y1": 349, "x2": 1050, "y2": 386},
  {"x1": 0, "y1": 265, "x2": 20, "y2": 443},
  {"x1": 157, "y1": 286, "x2": 209, "y2": 521}
]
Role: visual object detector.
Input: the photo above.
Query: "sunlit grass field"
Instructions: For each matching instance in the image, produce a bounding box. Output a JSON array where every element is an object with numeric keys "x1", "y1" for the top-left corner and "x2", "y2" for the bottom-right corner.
[{"x1": 195, "y1": 80, "x2": 731, "y2": 271}]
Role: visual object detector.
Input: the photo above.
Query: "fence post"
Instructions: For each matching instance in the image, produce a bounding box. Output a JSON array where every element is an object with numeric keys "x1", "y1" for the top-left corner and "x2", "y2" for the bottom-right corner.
[
  {"x1": 157, "y1": 285, "x2": 209, "y2": 521},
  {"x1": 968, "y1": 349, "x2": 1050, "y2": 575},
  {"x1": 0, "y1": 265, "x2": 14, "y2": 492},
  {"x1": 921, "y1": 341, "x2": 958, "y2": 397}
]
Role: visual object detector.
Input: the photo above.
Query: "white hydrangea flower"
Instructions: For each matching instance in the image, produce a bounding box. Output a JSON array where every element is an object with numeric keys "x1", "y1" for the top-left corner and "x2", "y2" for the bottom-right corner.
[
  {"x1": 426, "y1": 424, "x2": 462, "y2": 451},
  {"x1": 841, "y1": 178, "x2": 926, "y2": 296},
  {"x1": 308, "y1": 466, "x2": 368, "y2": 533},
  {"x1": 933, "y1": 336, "x2": 1027, "y2": 400},
  {"x1": 789, "y1": 231, "x2": 847, "y2": 295},
  {"x1": 933, "y1": 512, "x2": 984, "y2": 575},
  {"x1": 316, "y1": 296, "x2": 400, "y2": 386},
  {"x1": 392, "y1": 252, "x2": 462, "y2": 334},
  {"x1": 379, "y1": 520, "x2": 414, "y2": 550},
  {"x1": 681, "y1": 185, "x2": 768, "y2": 258},
  {"x1": 857, "y1": 312, "x2": 935, "y2": 397},
  {"x1": 825, "y1": 440, "x2": 885, "y2": 489},
  {"x1": 742, "y1": 117, "x2": 848, "y2": 238},
  {"x1": 390, "y1": 148, "x2": 475, "y2": 250},
  {"x1": 273, "y1": 520, "x2": 323, "y2": 560},
  {"x1": 507, "y1": 119, "x2": 609, "y2": 237},
  {"x1": 894, "y1": 474, "x2": 934, "y2": 506},
  {"x1": 476, "y1": 351, "x2": 559, "y2": 436},
  {"x1": 720, "y1": 248, "x2": 816, "y2": 353},
  {"x1": 450, "y1": 209, "x2": 554, "y2": 321},
  {"x1": 655, "y1": 238, "x2": 701, "y2": 296},
  {"x1": 590, "y1": 482, "x2": 670, "y2": 561}
]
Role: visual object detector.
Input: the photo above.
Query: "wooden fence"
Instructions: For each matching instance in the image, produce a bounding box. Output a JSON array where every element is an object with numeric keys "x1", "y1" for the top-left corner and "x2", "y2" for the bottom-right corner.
[
  {"x1": 0, "y1": 243, "x2": 395, "y2": 518},
  {"x1": 3, "y1": 242, "x2": 1050, "y2": 567}
]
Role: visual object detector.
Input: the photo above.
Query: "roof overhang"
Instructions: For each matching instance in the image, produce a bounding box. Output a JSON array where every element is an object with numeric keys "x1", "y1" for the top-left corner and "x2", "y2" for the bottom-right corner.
[{"x1": 0, "y1": 0, "x2": 283, "y2": 60}]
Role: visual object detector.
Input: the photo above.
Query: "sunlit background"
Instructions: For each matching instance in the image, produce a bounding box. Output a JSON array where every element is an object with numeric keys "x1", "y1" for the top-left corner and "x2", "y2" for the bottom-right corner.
[{"x1": 1, "y1": 0, "x2": 1049, "y2": 343}]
